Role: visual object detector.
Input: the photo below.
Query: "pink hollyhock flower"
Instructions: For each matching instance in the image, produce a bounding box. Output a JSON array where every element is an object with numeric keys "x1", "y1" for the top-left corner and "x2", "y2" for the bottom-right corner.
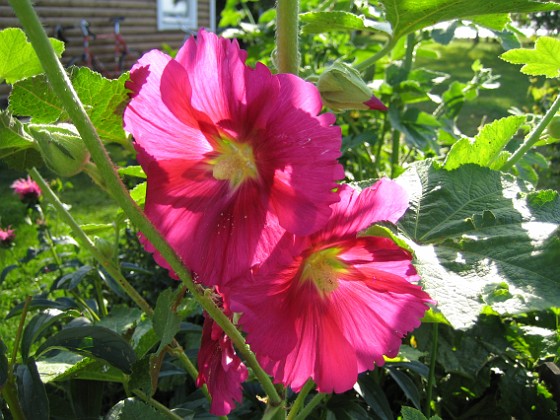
[
  {"x1": 11, "y1": 176, "x2": 42, "y2": 206},
  {"x1": 0, "y1": 226, "x2": 16, "y2": 248},
  {"x1": 196, "y1": 291, "x2": 248, "y2": 416},
  {"x1": 229, "y1": 179, "x2": 433, "y2": 393},
  {"x1": 124, "y1": 29, "x2": 343, "y2": 286}
]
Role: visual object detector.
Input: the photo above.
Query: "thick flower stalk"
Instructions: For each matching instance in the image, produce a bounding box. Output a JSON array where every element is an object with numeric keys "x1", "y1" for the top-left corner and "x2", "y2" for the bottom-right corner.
[
  {"x1": 230, "y1": 179, "x2": 433, "y2": 392},
  {"x1": 124, "y1": 29, "x2": 343, "y2": 286},
  {"x1": 11, "y1": 175, "x2": 42, "y2": 206},
  {"x1": 196, "y1": 289, "x2": 248, "y2": 416}
]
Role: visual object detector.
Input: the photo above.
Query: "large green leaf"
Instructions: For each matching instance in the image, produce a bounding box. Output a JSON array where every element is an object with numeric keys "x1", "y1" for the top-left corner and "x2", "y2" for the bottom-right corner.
[
  {"x1": 106, "y1": 398, "x2": 168, "y2": 420},
  {"x1": 9, "y1": 67, "x2": 129, "y2": 143},
  {"x1": 0, "y1": 110, "x2": 35, "y2": 150},
  {"x1": 444, "y1": 115, "x2": 525, "y2": 170},
  {"x1": 35, "y1": 326, "x2": 137, "y2": 374},
  {"x1": 378, "y1": 0, "x2": 559, "y2": 42},
  {"x1": 15, "y1": 359, "x2": 50, "y2": 420},
  {"x1": 0, "y1": 28, "x2": 64, "y2": 84},
  {"x1": 500, "y1": 36, "x2": 560, "y2": 78},
  {"x1": 397, "y1": 161, "x2": 560, "y2": 328}
]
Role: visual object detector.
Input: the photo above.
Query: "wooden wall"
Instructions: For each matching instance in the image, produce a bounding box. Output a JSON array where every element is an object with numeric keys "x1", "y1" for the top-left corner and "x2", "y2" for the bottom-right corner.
[{"x1": 0, "y1": 0, "x2": 215, "y2": 105}]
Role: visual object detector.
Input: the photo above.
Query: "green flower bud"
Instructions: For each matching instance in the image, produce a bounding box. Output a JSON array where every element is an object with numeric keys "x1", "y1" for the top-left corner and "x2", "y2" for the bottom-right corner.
[
  {"x1": 94, "y1": 236, "x2": 115, "y2": 262},
  {"x1": 317, "y1": 62, "x2": 387, "y2": 111},
  {"x1": 548, "y1": 116, "x2": 560, "y2": 140},
  {"x1": 29, "y1": 124, "x2": 90, "y2": 177}
]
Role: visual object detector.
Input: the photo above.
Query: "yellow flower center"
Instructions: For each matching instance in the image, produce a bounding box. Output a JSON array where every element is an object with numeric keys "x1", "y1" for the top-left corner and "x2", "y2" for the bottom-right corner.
[
  {"x1": 210, "y1": 138, "x2": 258, "y2": 189},
  {"x1": 301, "y1": 247, "x2": 348, "y2": 296}
]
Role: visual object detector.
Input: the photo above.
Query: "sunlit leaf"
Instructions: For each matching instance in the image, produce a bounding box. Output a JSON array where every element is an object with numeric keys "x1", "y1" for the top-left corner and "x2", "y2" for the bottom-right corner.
[
  {"x1": 444, "y1": 115, "x2": 525, "y2": 170},
  {"x1": 0, "y1": 28, "x2": 64, "y2": 84},
  {"x1": 397, "y1": 161, "x2": 560, "y2": 329},
  {"x1": 106, "y1": 398, "x2": 168, "y2": 420},
  {"x1": 500, "y1": 36, "x2": 560, "y2": 78},
  {"x1": 378, "y1": 0, "x2": 559, "y2": 42},
  {"x1": 35, "y1": 326, "x2": 137, "y2": 374},
  {"x1": 300, "y1": 11, "x2": 392, "y2": 35}
]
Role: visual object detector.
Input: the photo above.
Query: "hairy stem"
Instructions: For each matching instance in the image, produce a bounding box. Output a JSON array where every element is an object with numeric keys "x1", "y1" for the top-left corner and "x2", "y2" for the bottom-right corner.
[
  {"x1": 424, "y1": 322, "x2": 439, "y2": 417},
  {"x1": 287, "y1": 379, "x2": 315, "y2": 420},
  {"x1": 276, "y1": 0, "x2": 300, "y2": 74}
]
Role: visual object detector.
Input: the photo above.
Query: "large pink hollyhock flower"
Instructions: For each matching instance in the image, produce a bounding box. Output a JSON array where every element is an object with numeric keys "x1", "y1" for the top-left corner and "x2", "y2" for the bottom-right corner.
[
  {"x1": 123, "y1": 29, "x2": 343, "y2": 286},
  {"x1": 196, "y1": 292, "x2": 248, "y2": 416},
  {"x1": 11, "y1": 176, "x2": 42, "y2": 206},
  {"x1": 229, "y1": 179, "x2": 433, "y2": 393}
]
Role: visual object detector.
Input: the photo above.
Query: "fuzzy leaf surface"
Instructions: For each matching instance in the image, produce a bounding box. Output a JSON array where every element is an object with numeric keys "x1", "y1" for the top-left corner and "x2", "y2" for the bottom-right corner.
[
  {"x1": 0, "y1": 28, "x2": 64, "y2": 84},
  {"x1": 379, "y1": 0, "x2": 559, "y2": 41},
  {"x1": 397, "y1": 161, "x2": 560, "y2": 329},
  {"x1": 444, "y1": 115, "x2": 525, "y2": 170}
]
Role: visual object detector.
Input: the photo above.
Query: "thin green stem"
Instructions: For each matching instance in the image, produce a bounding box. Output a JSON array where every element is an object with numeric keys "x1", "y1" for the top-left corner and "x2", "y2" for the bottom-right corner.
[
  {"x1": 403, "y1": 33, "x2": 416, "y2": 76},
  {"x1": 424, "y1": 322, "x2": 439, "y2": 417},
  {"x1": 276, "y1": 0, "x2": 300, "y2": 74},
  {"x1": 390, "y1": 129, "x2": 400, "y2": 178},
  {"x1": 12, "y1": 0, "x2": 280, "y2": 407},
  {"x1": 501, "y1": 94, "x2": 560, "y2": 171},
  {"x1": 287, "y1": 379, "x2": 315, "y2": 420},
  {"x1": 133, "y1": 390, "x2": 184, "y2": 420},
  {"x1": 355, "y1": 37, "x2": 395, "y2": 73},
  {"x1": 10, "y1": 296, "x2": 32, "y2": 368},
  {"x1": 293, "y1": 393, "x2": 326, "y2": 420}
]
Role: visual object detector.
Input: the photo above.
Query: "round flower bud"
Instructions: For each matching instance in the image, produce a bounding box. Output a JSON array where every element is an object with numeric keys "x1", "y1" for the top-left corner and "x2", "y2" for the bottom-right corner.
[
  {"x1": 548, "y1": 116, "x2": 560, "y2": 140},
  {"x1": 317, "y1": 62, "x2": 388, "y2": 111},
  {"x1": 29, "y1": 124, "x2": 90, "y2": 177}
]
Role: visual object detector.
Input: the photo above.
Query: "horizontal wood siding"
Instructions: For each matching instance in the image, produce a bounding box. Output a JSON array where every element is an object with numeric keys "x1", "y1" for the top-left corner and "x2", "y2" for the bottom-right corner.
[{"x1": 0, "y1": 0, "x2": 214, "y2": 105}]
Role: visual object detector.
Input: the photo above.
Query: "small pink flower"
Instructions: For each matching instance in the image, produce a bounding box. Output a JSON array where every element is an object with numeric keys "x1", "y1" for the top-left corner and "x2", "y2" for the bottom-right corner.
[
  {"x1": 229, "y1": 180, "x2": 433, "y2": 393},
  {"x1": 0, "y1": 226, "x2": 16, "y2": 248},
  {"x1": 124, "y1": 29, "x2": 343, "y2": 285},
  {"x1": 196, "y1": 291, "x2": 248, "y2": 415},
  {"x1": 11, "y1": 176, "x2": 42, "y2": 206}
]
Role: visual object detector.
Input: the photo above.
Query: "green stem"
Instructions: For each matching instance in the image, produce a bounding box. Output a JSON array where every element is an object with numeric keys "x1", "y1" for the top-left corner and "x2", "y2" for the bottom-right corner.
[
  {"x1": 287, "y1": 379, "x2": 315, "y2": 420},
  {"x1": 11, "y1": 0, "x2": 280, "y2": 407},
  {"x1": 133, "y1": 390, "x2": 184, "y2": 420},
  {"x1": 355, "y1": 37, "x2": 395, "y2": 73},
  {"x1": 10, "y1": 296, "x2": 32, "y2": 368},
  {"x1": 424, "y1": 322, "x2": 439, "y2": 417},
  {"x1": 403, "y1": 33, "x2": 416, "y2": 76},
  {"x1": 390, "y1": 129, "x2": 400, "y2": 178},
  {"x1": 293, "y1": 393, "x2": 326, "y2": 420},
  {"x1": 276, "y1": 0, "x2": 300, "y2": 74},
  {"x1": 1, "y1": 375, "x2": 26, "y2": 420},
  {"x1": 501, "y1": 94, "x2": 560, "y2": 171}
]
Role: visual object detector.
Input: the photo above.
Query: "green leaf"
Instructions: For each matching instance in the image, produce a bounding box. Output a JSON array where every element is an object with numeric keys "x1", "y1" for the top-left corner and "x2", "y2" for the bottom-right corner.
[
  {"x1": 9, "y1": 74, "x2": 67, "y2": 122},
  {"x1": 397, "y1": 161, "x2": 560, "y2": 329},
  {"x1": 300, "y1": 11, "x2": 391, "y2": 35},
  {"x1": 444, "y1": 115, "x2": 525, "y2": 170},
  {"x1": 378, "y1": 0, "x2": 559, "y2": 42},
  {"x1": 130, "y1": 181, "x2": 147, "y2": 208},
  {"x1": 0, "y1": 28, "x2": 64, "y2": 84},
  {"x1": 96, "y1": 306, "x2": 142, "y2": 335},
  {"x1": 401, "y1": 406, "x2": 442, "y2": 420},
  {"x1": 37, "y1": 355, "x2": 125, "y2": 383},
  {"x1": 71, "y1": 67, "x2": 129, "y2": 142},
  {"x1": 0, "y1": 110, "x2": 35, "y2": 150},
  {"x1": 9, "y1": 67, "x2": 130, "y2": 143},
  {"x1": 387, "y1": 368, "x2": 422, "y2": 410},
  {"x1": 35, "y1": 326, "x2": 137, "y2": 374},
  {"x1": 153, "y1": 289, "x2": 181, "y2": 354},
  {"x1": 118, "y1": 165, "x2": 147, "y2": 179},
  {"x1": 355, "y1": 373, "x2": 393, "y2": 420},
  {"x1": 500, "y1": 36, "x2": 560, "y2": 78},
  {"x1": 470, "y1": 14, "x2": 510, "y2": 31},
  {"x1": 106, "y1": 398, "x2": 168, "y2": 420},
  {"x1": 15, "y1": 359, "x2": 50, "y2": 420},
  {"x1": 22, "y1": 309, "x2": 80, "y2": 360}
]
